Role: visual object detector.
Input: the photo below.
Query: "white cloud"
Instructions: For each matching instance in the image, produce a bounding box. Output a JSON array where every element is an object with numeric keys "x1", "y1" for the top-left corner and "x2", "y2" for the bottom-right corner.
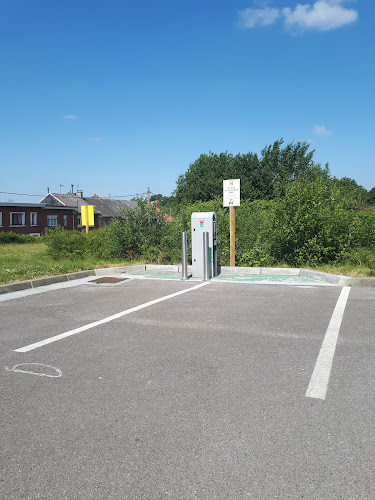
[
  {"x1": 64, "y1": 114, "x2": 77, "y2": 119},
  {"x1": 239, "y1": 7, "x2": 280, "y2": 28},
  {"x1": 314, "y1": 124, "x2": 332, "y2": 136},
  {"x1": 239, "y1": 1, "x2": 358, "y2": 31},
  {"x1": 283, "y1": 1, "x2": 358, "y2": 31}
]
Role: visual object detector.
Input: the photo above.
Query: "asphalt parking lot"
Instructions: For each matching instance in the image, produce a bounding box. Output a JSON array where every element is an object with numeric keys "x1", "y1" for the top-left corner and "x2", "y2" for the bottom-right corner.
[{"x1": 1, "y1": 277, "x2": 375, "y2": 499}]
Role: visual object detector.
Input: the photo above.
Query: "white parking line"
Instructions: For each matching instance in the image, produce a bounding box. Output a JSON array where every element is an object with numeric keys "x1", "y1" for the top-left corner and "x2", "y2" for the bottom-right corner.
[
  {"x1": 14, "y1": 282, "x2": 210, "y2": 353},
  {"x1": 306, "y1": 286, "x2": 351, "y2": 400}
]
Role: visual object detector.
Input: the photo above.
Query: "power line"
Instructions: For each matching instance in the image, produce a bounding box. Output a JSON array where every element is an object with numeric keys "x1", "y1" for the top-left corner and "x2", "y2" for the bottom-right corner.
[
  {"x1": 111, "y1": 192, "x2": 149, "y2": 198},
  {"x1": 0, "y1": 191, "x2": 43, "y2": 197},
  {"x1": 0, "y1": 190, "x2": 158, "y2": 199}
]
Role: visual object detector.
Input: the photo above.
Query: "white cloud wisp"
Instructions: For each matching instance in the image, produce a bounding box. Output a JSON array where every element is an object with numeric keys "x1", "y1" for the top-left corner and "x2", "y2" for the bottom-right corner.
[
  {"x1": 283, "y1": 1, "x2": 358, "y2": 32},
  {"x1": 239, "y1": 1, "x2": 358, "y2": 31},
  {"x1": 239, "y1": 7, "x2": 280, "y2": 28},
  {"x1": 314, "y1": 124, "x2": 332, "y2": 136}
]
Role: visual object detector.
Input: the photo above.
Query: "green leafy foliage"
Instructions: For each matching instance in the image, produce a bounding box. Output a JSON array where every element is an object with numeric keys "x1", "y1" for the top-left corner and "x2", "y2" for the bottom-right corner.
[
  {"x1": 40, "y1": 142, "x2": 375, "y2": 274},
  {"x1": 0, "y1": 232, "x2": 41, "y2": 244},
  {"x1": 106, "y1": 199, "x2": 169, "y2": 261},
  {"x1": 363, "y1": 187, "x2": 375, "y2": 204},
  {"x1": 174, "y1": 139, "x2": 317, "y2": 204},
  {"x1": 45, "y1": 227, "x2": 111, "y2": 259},
  {"x1": 149, "y1": 194, "x2": 179, "y2": 217},
  {"x1": 271, "y1": 177, "x2": 375, "y2": 266}
]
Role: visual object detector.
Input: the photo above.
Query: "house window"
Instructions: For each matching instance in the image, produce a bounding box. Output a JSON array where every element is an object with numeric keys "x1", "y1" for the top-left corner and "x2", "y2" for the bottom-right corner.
[
  {"x1": 47, "y1": 215, "x2": 58, "y2": 227},
  {"x1": 30, "y1": 212, "x2": 37, "y2": 226},
  {"x1": 10, "y1": 212, "x2": 25, "y2": 226},
  {"x1": 0, "y1": 212, "x2": 2, "y2": 226},
  {"x1": 63, "y1": 215, "x2": 68, "y2": 227},
  {"x1": 77, "y1": 215, "x2": 82, "y2": 227}
]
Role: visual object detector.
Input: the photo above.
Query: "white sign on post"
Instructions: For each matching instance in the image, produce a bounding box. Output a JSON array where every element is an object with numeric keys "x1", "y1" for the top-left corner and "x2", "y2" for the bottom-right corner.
[{"x1": 223, "y1": 179, "x2": 240, "y2": 207}]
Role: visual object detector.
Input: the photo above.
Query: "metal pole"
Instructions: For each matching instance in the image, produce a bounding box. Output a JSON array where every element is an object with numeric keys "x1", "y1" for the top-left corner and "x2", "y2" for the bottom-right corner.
[
  {"x1": 181, "y1": 232, "x2": 188, "y2": 280},
  {"x1": 203, "y1": 232, "x2": 210, "y2": 281}
]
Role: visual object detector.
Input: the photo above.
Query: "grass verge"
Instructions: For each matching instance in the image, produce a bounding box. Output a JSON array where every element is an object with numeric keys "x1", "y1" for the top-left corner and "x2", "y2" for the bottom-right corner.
[
  {"x1": 1, "y1": 241, "x2": 374, "y2": 285},
  {"x1": 0, "y1": 242, "x2": 137, "y2": 285},
  {"x1": 310, "y1": 264, "x2": 375, "y2": 277}
]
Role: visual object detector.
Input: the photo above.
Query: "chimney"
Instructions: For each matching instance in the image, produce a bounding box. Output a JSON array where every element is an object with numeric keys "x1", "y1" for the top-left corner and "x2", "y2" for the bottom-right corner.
[
  {"x1": 47, "y1": 187, "x2": 50, "y2": 193},
  {"x1": 71, "y1": 184, "x2": 74, "y2": 194},
  {"x1": 77, "y1": 190, "x2": 83, "y2": 198}
]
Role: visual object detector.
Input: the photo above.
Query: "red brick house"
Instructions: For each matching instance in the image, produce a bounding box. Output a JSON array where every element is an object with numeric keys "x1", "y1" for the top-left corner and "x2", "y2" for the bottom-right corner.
[
  {"x1": 1, "y1": 191, "x2": 137, "y2": 235},
  {"x1": 0, "y1": 203, "x2": 81, "y2": 235}
]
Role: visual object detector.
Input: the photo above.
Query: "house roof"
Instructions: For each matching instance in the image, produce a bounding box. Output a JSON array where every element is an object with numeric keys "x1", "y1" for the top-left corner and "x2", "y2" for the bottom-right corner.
[
  {"x1": 85, "y1": 197, "x2": 138, "y2": 218},
  {"x1": 40, "y1": 192, "x2": 138, "y2": 217},
  {"x1": 0, "y1": 202, "x2": 47, "y2": 208},
  {"x1": 40, "y1": 193, "x2": 91, "y2": 210}
]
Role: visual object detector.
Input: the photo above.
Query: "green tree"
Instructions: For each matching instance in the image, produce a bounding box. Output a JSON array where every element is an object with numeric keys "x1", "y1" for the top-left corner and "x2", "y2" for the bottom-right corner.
[
  {"x1": 334, "y1": 176, "x2": 367, "y2": 204},
  {"x1": 363, "y1": 187, "x2": 375, "y2": 204},
  {"x1": 174, "y1": 139, "x2": 318, "y2": 204},
  {"x1": 150, "y1": 193, "x2": 179, "y2": 216},
  {"x1": 271, "y1": 175, "x2": 369, "y2": 266}
]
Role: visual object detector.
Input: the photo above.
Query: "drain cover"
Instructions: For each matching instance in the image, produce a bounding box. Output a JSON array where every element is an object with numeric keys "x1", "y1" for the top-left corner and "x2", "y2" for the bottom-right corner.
[{"x1": 90, "y1": 277, "x2": 129, "y2": 284}]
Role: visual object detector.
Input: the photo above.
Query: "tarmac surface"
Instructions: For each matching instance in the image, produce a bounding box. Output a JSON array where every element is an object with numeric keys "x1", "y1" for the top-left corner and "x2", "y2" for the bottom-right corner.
[{"x1": 1, "y1": 273, "x2": 375, "y2": 499}]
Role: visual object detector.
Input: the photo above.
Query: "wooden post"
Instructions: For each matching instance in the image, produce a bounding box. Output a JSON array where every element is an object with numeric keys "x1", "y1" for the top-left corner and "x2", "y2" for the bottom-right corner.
[
  {"x1": 230, "y1": 205, "x2": 235, "y2": 267},
  {"x1": 85, "y1": 206, "x2": 89, "y2": 234}
]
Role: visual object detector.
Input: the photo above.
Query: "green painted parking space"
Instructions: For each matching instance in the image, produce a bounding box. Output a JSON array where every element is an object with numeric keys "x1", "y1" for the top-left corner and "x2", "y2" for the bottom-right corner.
[
  {"x1": 124, "y1": 269, "x2": 334, "y2": 286},
  {"x1": 213, "y1": 273, "x2": 331, "y2": 285}
]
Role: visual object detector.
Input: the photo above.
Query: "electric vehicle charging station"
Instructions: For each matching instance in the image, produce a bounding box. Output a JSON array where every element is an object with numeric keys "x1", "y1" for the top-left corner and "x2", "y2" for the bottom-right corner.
[{"x1": 191, "y1": 212, "x2": 217, "y2": 279}]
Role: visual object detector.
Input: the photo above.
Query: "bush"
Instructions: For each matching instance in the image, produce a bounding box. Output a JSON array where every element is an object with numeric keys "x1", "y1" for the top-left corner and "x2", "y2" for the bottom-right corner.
[
  {"x1": 0, "y1": 232, "x2": 40, "y2": 244},
  {"x1": 43, "y1": 184, "x2": 375, "y2": 270},
  {"x1": 45, "y1": 227, "x2": 87, "y2": 258},
  {"x1": 45, "y1": 227, "x2": 111, "y2": 259},
  {"x1": 106, "y1": 200, "x2": 169, "y2": 261},
  {"x1": 339, "y1": 248, "x2": 375, "y2": 269},
  {"x1": 237, "y1": 248, "x2": 274, "y2": 267},
  {"x1": 270, "y1": 177, "x2": 373, "y2": 266}
]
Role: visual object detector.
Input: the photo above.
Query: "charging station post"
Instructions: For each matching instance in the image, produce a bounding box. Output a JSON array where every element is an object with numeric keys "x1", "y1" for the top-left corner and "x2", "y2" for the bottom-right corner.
[{"x1": 191, "y1": 212, "x2": 217, "y2": 279}]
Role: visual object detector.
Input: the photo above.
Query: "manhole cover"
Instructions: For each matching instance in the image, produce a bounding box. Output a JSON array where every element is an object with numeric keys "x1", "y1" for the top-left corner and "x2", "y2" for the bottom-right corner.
[{"x1": 90, "y1": 277, "x2": 129, "y2": 284}]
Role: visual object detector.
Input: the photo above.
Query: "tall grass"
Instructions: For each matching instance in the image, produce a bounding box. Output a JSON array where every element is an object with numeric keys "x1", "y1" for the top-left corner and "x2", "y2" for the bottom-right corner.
[{"x1": 0, "y1": 241, "x2": 135, "y2": 285}]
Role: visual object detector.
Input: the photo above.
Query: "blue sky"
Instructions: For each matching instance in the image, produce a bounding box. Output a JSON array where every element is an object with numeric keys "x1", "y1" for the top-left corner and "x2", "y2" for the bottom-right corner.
[{"x1": 1, "y1": 0, "x2": 374, "y2": 202}]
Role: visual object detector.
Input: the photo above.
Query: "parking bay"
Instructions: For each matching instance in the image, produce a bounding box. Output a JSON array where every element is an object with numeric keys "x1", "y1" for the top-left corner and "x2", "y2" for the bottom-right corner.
[{"x1": 1, "y1": 278, "x2": 375, "y2": 498}]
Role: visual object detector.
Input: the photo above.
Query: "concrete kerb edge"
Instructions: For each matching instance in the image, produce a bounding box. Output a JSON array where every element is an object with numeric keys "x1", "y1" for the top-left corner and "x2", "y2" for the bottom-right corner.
[
  {"x1": 96, "y1": 264, "x2": 375, "y2": 287},
  {"x1": 299, "y1": 268, "x2": 347, "y2": 285},
  {"x1": 1, "y1": 265, "x2": 375, "y2": 295},
  {"x1": 95, "y1": 265, "x2": 145, "y2": 276},
  {"x1": 0, "y1": 270, "x2": 96, "y2": 295},
  {"x1": 0, "y1": 280, "x2": 33, "y2": 295},
  {"x1": 146, "y1": 264, "x2": 180, "y2": 272}
]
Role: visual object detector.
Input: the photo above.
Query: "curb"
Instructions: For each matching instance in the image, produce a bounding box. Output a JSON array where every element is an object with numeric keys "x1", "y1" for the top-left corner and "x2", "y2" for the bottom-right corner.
[
  {"x1": 0, "y1": 270, "x2": 96, "y2": 295},
  {"x1": 1, "y1": 265, "x2": 375, "y2": 295},
  {"x1": 95, "y1": 265, "x2": 146, "y2": 276}
]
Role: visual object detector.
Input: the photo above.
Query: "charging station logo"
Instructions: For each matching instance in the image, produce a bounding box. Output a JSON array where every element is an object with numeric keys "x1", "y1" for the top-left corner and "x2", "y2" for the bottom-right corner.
[{"x1": 200, "y1": 220, "x2": 204, "y2": 227}]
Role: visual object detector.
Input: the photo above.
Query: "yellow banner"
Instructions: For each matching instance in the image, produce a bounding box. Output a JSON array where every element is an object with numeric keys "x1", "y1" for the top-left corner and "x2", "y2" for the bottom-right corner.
[{"x1": 81, "y1": 205, "x2": 94, "y2": 226}]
